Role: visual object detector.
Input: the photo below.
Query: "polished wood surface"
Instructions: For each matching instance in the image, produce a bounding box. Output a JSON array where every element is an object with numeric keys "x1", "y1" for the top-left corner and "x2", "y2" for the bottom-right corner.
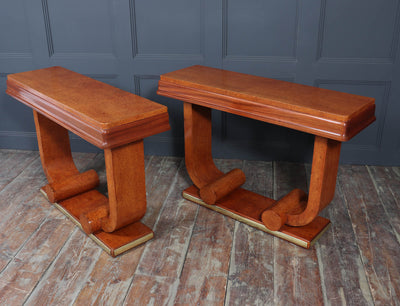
[
  {"x1": 7, "y1": 66, "x2": 170, "y2": 149},
  {"x1": 158, "y1": 65, "x2": 375, "y2": 244},
  {"x1": 101, "y1": 140, "x2": 147, "y2": 232},
  {"x1": 199, "y1": 168, "x2": 246, "y2": 205},
  {"x1": 7, "y1": 67, "x2": 170, "y2": 256},
  {"x1": 183, "y1": 185, "x2": 330, "y2": 248},
  {"x1": 286, "y1": 136, "x2": 341, "y2": 227},
  {"x1": 0, "y1": 150, "x2": 398, "y2": 305},
  {"x1": 261, "y1": 189, "x2": 307, "y2": 231},
  {"x1": 183, "y1": 103, "x2": 223, "y2": 188},
  {"x1": 158, "y1": 65, "x2": 375, "y2": 141}
]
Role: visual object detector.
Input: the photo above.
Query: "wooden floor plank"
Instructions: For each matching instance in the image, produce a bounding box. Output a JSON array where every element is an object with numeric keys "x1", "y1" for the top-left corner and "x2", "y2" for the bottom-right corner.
[
  {"x1": 306, "y1": 164, "x2": 374, "y2": 305},
  {"x1": 0, "y1": 151, "x2": 98, "y2": 272},
  {"x1": 273, "y1": 162, "x2": 324, "y2": 305},
  {"x1": 142, "y1": 156, "x2": 182, "y2": 227},
  {"x1": 0, "y1": 149, "x2": 399, "y2": 305},
  {"x1": 368, "y1": 166, "x2": 400, "y2": 244},
  {"x1": 0, "y1": 177, "x2": 49, "y2": 271},
  {"x1": 73, "y1": 156, "x2": 182, "y2": 305},
  {"x1": 0, "y1": 150, "x2": 38, "y2": 179},
  {"x1": 225, "y1": 160, "x2": 275, "y2": 305},
  {"x1": 123, "y1": 160, "x2": 199, "y2": 305},
  {"x1": 338, "y1": 165, "x2": 400, "y2": 305},
  {"x1": 0, "y1": 209, "x2": 74, "y2": 305},
  {"x1": 0, "y1": 178, "x2": 12, "y2": 193},
  {"x1": 24, "y1": 228, "x2": 102, "y2": 305},
  {"x1": 171, "y1": 159, "x2": 240, "y2": 305}
]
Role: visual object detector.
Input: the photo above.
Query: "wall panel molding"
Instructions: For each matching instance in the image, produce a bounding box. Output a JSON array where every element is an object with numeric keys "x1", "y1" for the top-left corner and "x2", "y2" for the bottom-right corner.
[
  {"x1": 129, "y1": 0, "x2": 138, "y2": 58},
  {"x1": 222, "y1": 0, "x2": 300, "y2": 61},
  {"x1": 133, "y1": 54, "x2": 204, "y2": 62},
  {"x1": 0, "y1": 131, "x2": 37, "y2": 138},
  {"x1": 132, "y1": 0, "x2": 205, "y2": 59},
  {"x1": 316, "y1": 0, "x2": 400, "y2": 63},
  {"x1": 0, "y1": 53, "x2": 32, "y2": 60},
  {"x1": 133, "y1": 74, "x2": 159, "y2": 96},
  {"x1": 41, "y1": 0, "x2": 54, "y2": 57},
  {"x1": 223, "y1": 55, "x2": 297, "y2": 63},
  {"x1": 1, "y1": 1, "x2": 399, "y2": 165}
]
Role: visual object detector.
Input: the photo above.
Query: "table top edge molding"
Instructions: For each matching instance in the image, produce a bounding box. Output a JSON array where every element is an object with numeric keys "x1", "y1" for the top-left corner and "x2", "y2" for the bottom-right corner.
[{"x1": 7, "y1": 78, "x2": 170, "y2": 149}]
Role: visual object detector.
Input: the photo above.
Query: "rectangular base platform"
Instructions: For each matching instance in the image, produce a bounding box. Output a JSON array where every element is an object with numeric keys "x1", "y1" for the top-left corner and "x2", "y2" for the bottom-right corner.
[
  {"x1": 40, "y1": 189, "x2": 153, "y2": 257},
  {"x1": 183, "y1": 185, "x2": 330, "y2": 248}
]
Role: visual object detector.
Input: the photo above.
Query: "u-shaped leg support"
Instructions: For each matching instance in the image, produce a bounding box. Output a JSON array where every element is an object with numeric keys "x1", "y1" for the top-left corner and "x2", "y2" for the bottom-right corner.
[
  {"x1": 182, "y1": 104, "x2": 332, "y2": 248},
  {"x1": 34, "y1": 110, "x2": 153, "y2": 256},
  {"x1": 184, "y1": 103, "x2": 246, "y2": 203},
  {"x1": 34, "y1": 111, "x2": 101, "y2": 200},
  {"x1": 262, "y1": 136, "x2": 341, "y2": 231}
]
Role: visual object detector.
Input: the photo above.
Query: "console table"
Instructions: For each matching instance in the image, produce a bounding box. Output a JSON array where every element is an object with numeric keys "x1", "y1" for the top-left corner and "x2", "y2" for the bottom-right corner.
[
  {"x1": 157, "y1": 65, "x2": 375, "y2": 248},
  {"x1": 7, "y1": 67, "x2": 170, "y2": 256}
]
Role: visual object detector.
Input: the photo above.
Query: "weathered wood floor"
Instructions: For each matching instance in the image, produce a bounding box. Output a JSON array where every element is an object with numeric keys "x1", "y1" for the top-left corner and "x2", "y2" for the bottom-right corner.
[{"x1": 0, "y1": 149, "x2": 399, "y2": 305}]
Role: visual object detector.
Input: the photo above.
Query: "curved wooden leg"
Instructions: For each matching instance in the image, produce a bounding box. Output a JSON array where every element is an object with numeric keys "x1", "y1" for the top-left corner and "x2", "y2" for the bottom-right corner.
[
  {"x1": 184, "y1": 103, "x2": 245, "y2": 202},
  {"x1": 34, "y1": 111, "x2": 100, "y2": 200},
  {"x1": 34, "y1": 110, "x2": 81, "y2": 184},
  {"x1": 35, "y1": 110, "x2": 153, "y2": 255},
  {"x1": 184, "y1": 102, "x2": 222, "y2": 188},
  {"x1": 286, "y1": 136, "x2": 341, "y2": 226},
  {"x1": 101, "y1": 140, "x2": 147, "y2": 232},
  {"x1": 182, "y1": 105, "x2": 331, "y2": 247},
  {"x1": 261, "y1": 135, "x2": 341, "y2": 230}
]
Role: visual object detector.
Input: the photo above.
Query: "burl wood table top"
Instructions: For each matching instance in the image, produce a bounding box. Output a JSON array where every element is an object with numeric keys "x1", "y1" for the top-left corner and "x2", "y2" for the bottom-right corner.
[
  {"x1": 7, "y1": 66, "x2": 170, "y2": 148},
  {"x1": 158, "y1": 65, "x2": 376, "y2": 141}
]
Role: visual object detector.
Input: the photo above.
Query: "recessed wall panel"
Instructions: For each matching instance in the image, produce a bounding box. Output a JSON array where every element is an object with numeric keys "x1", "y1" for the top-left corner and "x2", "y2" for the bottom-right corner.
[
  {"x1": 134, "y1": 0, "x2": 202, "y2": 55},
  {"x1": 319, "y1": 0, "x2": 399, "y2": 60},
  {"x1": 46, "y1": 0, "x2": 114, "y2": 54},
  {"x1": 0, "y1": 0, "x2": 31, "y2": 54},
  {"x1": 226, "y1": 0, "x2": 298, "y2": 57}
]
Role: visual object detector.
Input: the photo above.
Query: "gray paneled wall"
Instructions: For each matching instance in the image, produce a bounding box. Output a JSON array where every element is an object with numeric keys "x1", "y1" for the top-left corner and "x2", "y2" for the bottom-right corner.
[{"x1": 1, "y1": 0, "x2": 399, "y2": 165}]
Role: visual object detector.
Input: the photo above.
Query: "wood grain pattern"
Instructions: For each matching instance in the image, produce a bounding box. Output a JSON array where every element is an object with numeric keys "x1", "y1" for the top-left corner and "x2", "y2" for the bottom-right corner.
[
  {"x1": 367, "y1": 166, "x2": 400, "y2": 244},
  {"x1": 7, "y1": 67, "x2": 171, "y2": 256},
  {"x1": 224, "y1": 160, "x2": 275, "y2": 305},
  {"x1": 285, "y1": 136, "x2": 341, "y2": 227},
  {"x1": 24, "y1": 229, "x2": 102, "y2": 305},
  {"x1": 339, "y1": 165, "x2": 400, "y2": 305},
  {"x1": 199, "y1": 168, "x2": 246, "y2": 205},
  {"x1": 183, "y1": 103, "x2": 334, "y2": 237},
  {"x1": 308, "y1": 164, "x2": 374, "y2": 305},
  {"x1": 183, "y1": 102, "x2": 223, "y2": 188},
  {"x1": 273, "y1": 162, "x2": 324, "y2": 305},
  {"x1": 159, "y1": 66, "x2": 374, "y2": 246},
  {"x1": 181, "y1": 101, "x2": 332, "y2": 243},
  {"x1": 7, "y1": 67, "x2": 170, "y2": 149},
  {"x1": 262, "y1": 188, "x2": 307, "y2": 231},
  {"x1": 0, "y1": 150, "x2": 38, "y2": 179},
  {"x1": 71, "y1": 156, "x2": 179, "y2": 305},
  {"x1": 0, "y1": 211, "x2": 74, "y2": 305},
  {"x1": 123, "y1": 160, "x2": 198, "y2": 305},
  {"x1": 172, "y1": 159, "x2": 240, "y2": 305},
  {"x1": 1, "y1": 150, "x2": 399, "y2": 305},
  {"x1": 102, "y1": 141, "x2": 146, "y2": 232},
  {"x1": 158, "y1": 65, "x2": 375, "y2": 141}
]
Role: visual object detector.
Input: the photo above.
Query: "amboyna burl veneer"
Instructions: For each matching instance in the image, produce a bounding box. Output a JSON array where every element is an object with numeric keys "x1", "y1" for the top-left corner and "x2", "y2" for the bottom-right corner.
[
  {"x1": 157, "y1": 65, "x2": 375, "y2": 248},
  {"x1": 7, "y1": 66, "x2": 170, "y2": 256}
]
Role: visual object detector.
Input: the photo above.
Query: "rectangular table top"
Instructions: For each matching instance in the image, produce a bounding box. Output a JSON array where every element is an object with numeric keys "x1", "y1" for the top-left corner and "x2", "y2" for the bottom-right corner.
[
  {"x1": 7, "y1": 67, "x2": 170, "y2": 149},
  {"x1": 157, "y1": 65, "x2": 375, "y2": 141}
]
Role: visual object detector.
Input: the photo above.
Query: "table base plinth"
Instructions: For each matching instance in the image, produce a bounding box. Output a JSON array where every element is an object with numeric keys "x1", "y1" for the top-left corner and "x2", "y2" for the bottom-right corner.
[
  {"x1": 183, "y1": 185, "x2": 330, "y2": 249},
  {"x1": 40, "y1": 189, "x2": 153, "y2": 257}
]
